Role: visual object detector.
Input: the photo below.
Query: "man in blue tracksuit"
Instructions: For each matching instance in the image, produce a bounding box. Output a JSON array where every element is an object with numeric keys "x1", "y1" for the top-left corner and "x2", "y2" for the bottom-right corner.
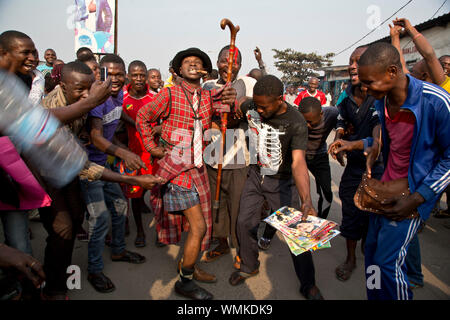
[{"x1": 353, "y1": 42, "x2": 450, "y2": 300}]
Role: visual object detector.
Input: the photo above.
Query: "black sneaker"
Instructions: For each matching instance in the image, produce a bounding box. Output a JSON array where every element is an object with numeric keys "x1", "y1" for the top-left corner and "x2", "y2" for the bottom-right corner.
[{"x1": 258, "y1": 237, "x2": 271, "y2": 250}]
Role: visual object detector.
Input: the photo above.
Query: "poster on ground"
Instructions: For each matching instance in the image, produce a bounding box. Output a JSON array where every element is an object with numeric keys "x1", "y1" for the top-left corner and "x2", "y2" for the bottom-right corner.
[{"x1": 74, "y1": 0, "x2": 115, "y2": 54}]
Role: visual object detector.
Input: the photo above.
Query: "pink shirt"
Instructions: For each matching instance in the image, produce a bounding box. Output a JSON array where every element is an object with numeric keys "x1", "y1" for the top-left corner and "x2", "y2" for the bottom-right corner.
[{"x1": 381, "y1": 104, "x2": 415, "y2": 182}]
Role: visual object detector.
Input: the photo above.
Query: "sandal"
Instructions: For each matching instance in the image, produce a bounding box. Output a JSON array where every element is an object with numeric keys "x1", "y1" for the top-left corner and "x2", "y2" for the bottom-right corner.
[
  {"x1": 87, "y1": 272, "x2": 115, "y2": 293},
  {"x1": 200, "y1": 246, "x2": 230, "y2": 263},
  {"x1": 111, "y1": 250, "x2": 146, "y2": 264},
  {"x1": 233, "y1": 255, "x2": 241, "y2": 270},
  {"x1": 434, "y1": 209, "x2": 450, "y2": 219},
  {"x1": 409, "y1": 281, "x2": 424, "y2": 290},
  {"x1": 335, "y1": 262, "x2": 356, "y2": 282},
  {"x1": 229, "y1": 269, "x2": 259, "y2": 286},
  {"x1": 155, "y1": 235, "x2": 167, "y2": 247},
  {"x1": 135, "y1": 235, "x2": 146, "y2": 248}
]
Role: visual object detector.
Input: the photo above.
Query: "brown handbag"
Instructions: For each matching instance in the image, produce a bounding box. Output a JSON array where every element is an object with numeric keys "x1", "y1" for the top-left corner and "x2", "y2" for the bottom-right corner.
[
  {"x1": 353, "y1": 172, "x2": 416, "y2": 215},
  {"x1": 353, "y1": 124, "x2": 419, "y2": 218}
]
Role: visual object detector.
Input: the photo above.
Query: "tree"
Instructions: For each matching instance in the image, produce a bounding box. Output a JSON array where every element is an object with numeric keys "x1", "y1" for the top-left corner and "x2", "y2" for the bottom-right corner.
[{"x1": 272, "y1": 48, "x2": 334, "y2": 86}]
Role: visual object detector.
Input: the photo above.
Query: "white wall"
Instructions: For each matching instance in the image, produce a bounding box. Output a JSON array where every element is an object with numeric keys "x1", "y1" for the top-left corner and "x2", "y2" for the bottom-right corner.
[{"x1": 400, "y1": 21, "x2": 450, "y2": 66}]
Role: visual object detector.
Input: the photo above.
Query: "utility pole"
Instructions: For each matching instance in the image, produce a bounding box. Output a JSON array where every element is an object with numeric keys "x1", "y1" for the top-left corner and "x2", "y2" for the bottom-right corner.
[{"x1": 114, "y1": 0, "x2": 118, "y2": 54}]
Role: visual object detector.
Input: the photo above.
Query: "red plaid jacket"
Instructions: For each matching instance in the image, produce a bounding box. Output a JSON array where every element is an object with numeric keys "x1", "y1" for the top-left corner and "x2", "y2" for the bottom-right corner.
[
  {"x1": 137, "y1": 81, "x2": 234, "y2": 250},
  {"x1": 136, "y1": 81, "x2": 232, "y2": 188}
]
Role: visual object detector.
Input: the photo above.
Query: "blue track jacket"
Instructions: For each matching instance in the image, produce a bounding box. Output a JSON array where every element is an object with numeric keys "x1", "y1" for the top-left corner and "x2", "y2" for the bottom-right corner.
[{"x1": 374, "y1": 75, "x2": 450, "y2": 221}]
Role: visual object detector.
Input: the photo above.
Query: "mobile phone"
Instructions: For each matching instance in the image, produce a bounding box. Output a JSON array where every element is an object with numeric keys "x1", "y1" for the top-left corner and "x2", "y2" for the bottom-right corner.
[{"x1": 100, "y1": 67, "x2": 108, "y2": 81}]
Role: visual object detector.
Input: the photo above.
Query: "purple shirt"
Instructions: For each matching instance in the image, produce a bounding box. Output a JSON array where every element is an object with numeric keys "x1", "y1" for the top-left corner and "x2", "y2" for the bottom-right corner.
[
  {"x1": 381, "y1": 104, "x2": 415, "y2": 182},
  {"x1": 86, "y1": 91, "x2": 123, "y2": 165}
]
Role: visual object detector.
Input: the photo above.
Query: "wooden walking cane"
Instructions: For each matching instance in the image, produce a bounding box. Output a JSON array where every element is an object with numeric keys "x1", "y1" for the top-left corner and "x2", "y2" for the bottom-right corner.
[{"x1": 213, "y1": 18, "x2": 240, "y2": 221}]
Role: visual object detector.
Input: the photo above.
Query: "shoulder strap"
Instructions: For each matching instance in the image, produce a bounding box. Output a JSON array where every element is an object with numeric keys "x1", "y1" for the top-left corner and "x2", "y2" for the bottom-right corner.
[
  {"x1": 160, "y1": 87, "x2": 172, "y2": 122},
  {"x1": 210, "y1": 90, "x2": 213, "y2": 110}
]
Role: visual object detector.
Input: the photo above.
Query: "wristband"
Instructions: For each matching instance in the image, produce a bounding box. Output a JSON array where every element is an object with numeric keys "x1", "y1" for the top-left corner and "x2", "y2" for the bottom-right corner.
[
  {"x1": 362, "y1": 137, "x2": 374, "y2": 150},
  {"x1": 413, "y1": 33, "x2": 423, "y2": 41}
]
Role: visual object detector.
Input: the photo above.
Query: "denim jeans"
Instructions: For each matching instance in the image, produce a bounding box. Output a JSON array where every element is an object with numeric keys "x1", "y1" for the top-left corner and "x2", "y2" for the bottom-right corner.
[
  {"x1": 80, "y1": 178, "x2": 127, "y2": 274},
  {"x1": 0, "y1": 210, "x2": 32, "y2": 255}
]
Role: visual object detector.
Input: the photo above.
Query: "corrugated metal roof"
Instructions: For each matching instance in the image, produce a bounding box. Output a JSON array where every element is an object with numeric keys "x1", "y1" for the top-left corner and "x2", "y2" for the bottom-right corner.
[{"x1": 366, "y1": 12, "x2": 450, "y2": 45}]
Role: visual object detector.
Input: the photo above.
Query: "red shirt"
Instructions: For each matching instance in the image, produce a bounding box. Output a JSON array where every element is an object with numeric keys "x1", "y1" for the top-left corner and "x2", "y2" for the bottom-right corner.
[
  {"x1": 294, "y1": 89, "x2": 327, "y2": 106},
  {"x1": 381, "y1": 103, "x2": 415, "y2": 182},
  {"x1": 121, "y1": 84, "x2": 157, "y2": 197},
  {"x1": 123, "y1": 84, "x2": 156, "y2": 157}
]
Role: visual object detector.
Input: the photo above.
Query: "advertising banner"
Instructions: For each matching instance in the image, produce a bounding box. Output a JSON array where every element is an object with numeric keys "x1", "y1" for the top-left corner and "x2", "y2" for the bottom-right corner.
[{"x1": 74, "y1": 0, "x2": 115, "y2": 54}]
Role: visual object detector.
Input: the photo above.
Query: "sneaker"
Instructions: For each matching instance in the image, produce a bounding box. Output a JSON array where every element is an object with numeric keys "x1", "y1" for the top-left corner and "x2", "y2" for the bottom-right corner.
[{"x1": 258, "y1": 237, "x2": 271, "y2": 250}]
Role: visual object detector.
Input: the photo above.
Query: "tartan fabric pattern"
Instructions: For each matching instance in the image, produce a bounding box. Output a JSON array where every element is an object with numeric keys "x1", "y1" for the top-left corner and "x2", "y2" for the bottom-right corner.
[
  {"x1": 136, "y1": 81, "x2": 233, "y2": 188},
  {"x1": 163, "y1": 183, "x2": 200, "y2": 212},
  {"x1": 150, "y1": 153, "x2": 212, "y2": 251}
]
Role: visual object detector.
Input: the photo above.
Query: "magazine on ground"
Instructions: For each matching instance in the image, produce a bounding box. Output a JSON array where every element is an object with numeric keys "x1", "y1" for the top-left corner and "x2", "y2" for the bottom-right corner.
[{"x1": 264, "y1": 206, "x2": 340, "y2": 255}]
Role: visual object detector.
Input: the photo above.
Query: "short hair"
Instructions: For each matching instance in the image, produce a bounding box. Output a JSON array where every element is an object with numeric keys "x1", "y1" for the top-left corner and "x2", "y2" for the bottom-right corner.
[
  {"x1": 249, "y1": 68, "x2": 263, "y2": 80},
  {"x1": 358, "y1": 42, "x2": 402, "y2": 71},
  {"x1": 61, "y1": 61, "x2": 93, "y2": 82},
  {"x1": 76, "y1": 47, "x2": 93, "y2": 59},
  {"x1": 298, "y1": 97, "x2": 322, "y2": 114},
  {"x1": 0, "y1": 30, "x2": 31, "y2": 51},
  {"x1": 100, "y1": 54, "x2": 125, "y2": 70},
  {"x1": 253, "y1": 75, "x2": 284, "y2": 97},
  {"x1": 147, "y1": 68, "x2": 160, "y2": 74},
  {"x1": 128, "y1": 60, "x2": 147, "y2": 73},
  {"x1": 76, "y1": 54, "x2": 96, "y2": 64},
  {"x1": 355, "y1": 45, "x2": 369, "y2": 51},
  {"x1": 45, "y1": 48, "x2": 56, "y2": 54},
  {"x1": 218, "y1": 45, "x2": 242, "y2": 65},
  {"x1": 439, "y1": 55, "x2": 450, "y2": 61}
]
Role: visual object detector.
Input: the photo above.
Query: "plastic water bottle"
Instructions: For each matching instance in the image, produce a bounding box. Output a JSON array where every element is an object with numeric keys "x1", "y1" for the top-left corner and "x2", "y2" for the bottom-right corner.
[{"x1": 0, "y1": 69, "x2": 87, "y2": 188}]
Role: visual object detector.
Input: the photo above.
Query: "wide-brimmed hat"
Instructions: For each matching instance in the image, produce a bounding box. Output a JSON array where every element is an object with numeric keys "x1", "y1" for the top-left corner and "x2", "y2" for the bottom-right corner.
[{"x1": 172, "y1": 47, "x2": 212, "y2": 76}]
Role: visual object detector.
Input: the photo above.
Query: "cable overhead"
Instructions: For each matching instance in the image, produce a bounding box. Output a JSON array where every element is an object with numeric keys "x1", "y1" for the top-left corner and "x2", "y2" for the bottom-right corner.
[
  {"x1": 401, "y1": 0, "x2": 448, "y2": 49},
  {"x1": 333, "y1": 0, "x2": 413, "y2": 58}
]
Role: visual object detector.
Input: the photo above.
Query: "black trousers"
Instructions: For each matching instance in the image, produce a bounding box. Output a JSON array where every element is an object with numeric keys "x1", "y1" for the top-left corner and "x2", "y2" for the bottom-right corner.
[
  {"x1": 306, "y1": 152, "x2": 333, "y2": 219},
  {"x1": 39, "y1": 178, "x2": 85, "y2": 295},
  {"x1": 261, "y1": 152, "x2": 332, "y2": 241},
  {"x1": 237, "y1": 166, "x2": 315, "y2": 295}
]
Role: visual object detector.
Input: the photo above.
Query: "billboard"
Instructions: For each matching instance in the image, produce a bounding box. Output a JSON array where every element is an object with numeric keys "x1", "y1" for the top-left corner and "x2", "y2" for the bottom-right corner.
[{"x1": 74, "y1": 0, "x2": 115, "y2": 54}]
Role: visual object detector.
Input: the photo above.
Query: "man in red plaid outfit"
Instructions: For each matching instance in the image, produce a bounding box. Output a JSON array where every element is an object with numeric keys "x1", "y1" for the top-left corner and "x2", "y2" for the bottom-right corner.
[{"x1": 136, "y1": 48, "x2": 237, "y2": 300}]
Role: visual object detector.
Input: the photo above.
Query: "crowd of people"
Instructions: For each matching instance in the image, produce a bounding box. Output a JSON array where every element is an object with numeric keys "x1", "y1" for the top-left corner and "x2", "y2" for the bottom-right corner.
[{"x1": 0, "y1": 16, "x2": 449, "y2": 301}]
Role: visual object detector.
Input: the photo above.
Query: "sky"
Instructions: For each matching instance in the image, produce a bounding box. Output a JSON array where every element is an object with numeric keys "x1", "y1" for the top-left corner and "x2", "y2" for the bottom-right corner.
[{"x1": 1, "y1": 0, "x2": 449, "y2": 80}]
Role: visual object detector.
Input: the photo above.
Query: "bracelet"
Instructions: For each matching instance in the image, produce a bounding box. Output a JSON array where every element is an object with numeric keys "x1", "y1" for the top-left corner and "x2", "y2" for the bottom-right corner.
[{"x1": 413, "y1": 33, "x2": 423, "y2": 41}]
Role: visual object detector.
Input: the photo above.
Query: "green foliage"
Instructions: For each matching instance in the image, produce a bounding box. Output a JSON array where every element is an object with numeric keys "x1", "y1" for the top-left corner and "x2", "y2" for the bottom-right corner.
[{"x1": 272, "y1": 48, "x2": 334, "y2": 86}]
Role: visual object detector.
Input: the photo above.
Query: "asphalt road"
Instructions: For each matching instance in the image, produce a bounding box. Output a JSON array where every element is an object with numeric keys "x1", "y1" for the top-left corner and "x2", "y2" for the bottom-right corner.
[{"x1": 21, "y1": 149, "x2": 450, "y2": 302}]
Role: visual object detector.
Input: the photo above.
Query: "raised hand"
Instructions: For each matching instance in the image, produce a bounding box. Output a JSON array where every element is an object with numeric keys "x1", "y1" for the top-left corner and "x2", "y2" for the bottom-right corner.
[
  {"x1": 87, "y1": 77, "x2": 112, "y2": 107},
  {"x1": 254, "y1": 46, "x2": 262, "y2": 63}
]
